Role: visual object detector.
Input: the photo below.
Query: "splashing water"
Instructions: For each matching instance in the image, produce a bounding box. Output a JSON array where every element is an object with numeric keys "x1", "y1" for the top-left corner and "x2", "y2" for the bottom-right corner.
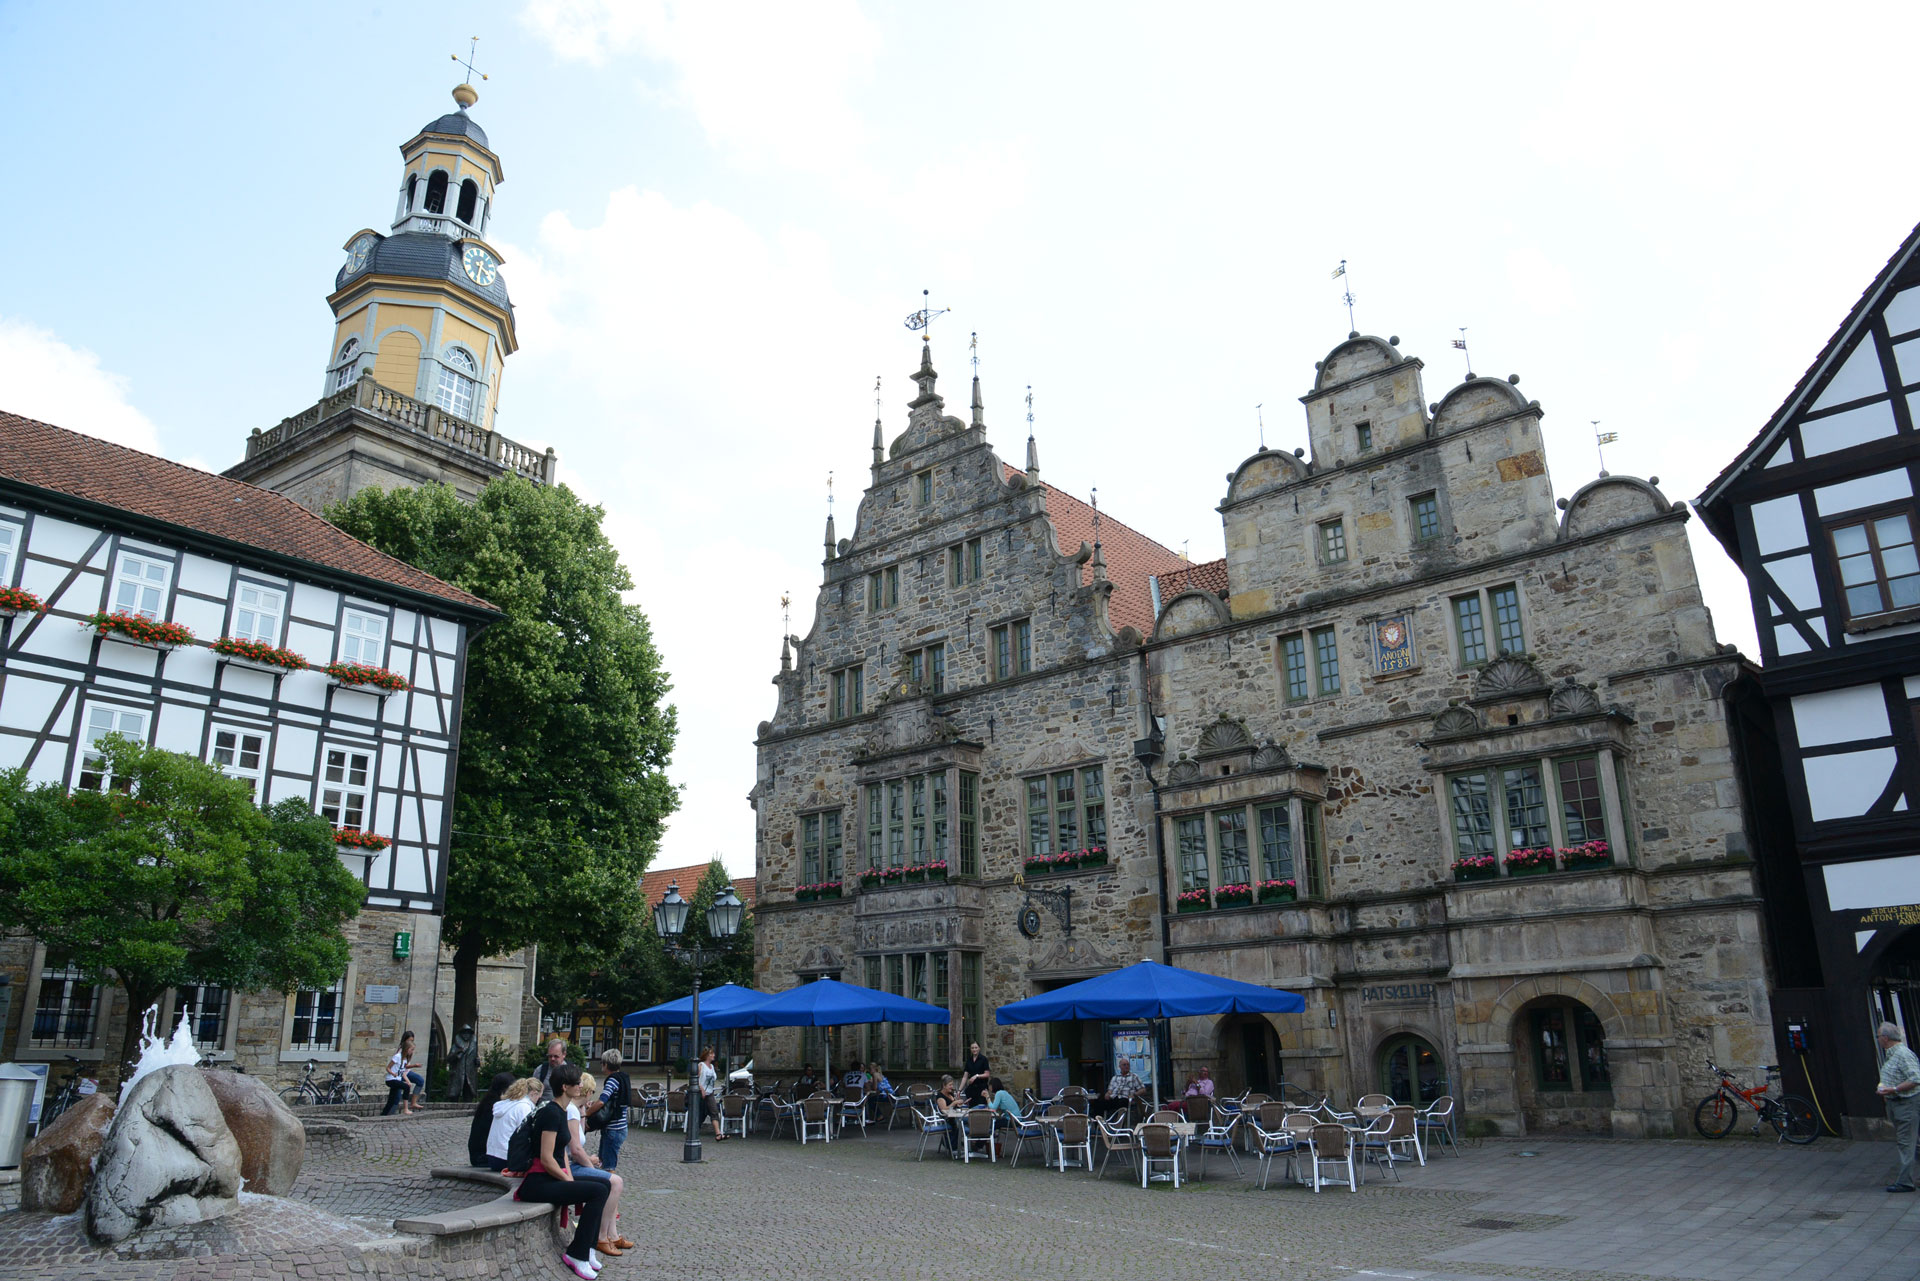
[{"x1": 119, "y1": 1005, "x2": 201, "y2": 1103}]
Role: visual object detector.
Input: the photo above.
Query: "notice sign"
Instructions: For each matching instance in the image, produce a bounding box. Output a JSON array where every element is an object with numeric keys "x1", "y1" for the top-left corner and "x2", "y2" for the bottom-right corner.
[
  {"x1": 1111, "y1": 1026, "x2": 1155, "y2": 1092},
  {"x1": 1371, "y1": 615, "x2": 1417, "y2": 675},
  {"x1": 1849, "y1": 904, "x2": 1920, "y2": 929},
  {"x1": 364, "y1": 984, "x2": 402, "y2": 1004},
  {"x1": 1361, "y1": 982, "x2": 1436, "y2": 1008}
]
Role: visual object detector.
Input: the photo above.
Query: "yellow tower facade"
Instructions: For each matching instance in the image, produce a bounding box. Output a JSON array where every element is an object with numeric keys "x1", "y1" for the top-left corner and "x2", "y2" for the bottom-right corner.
[{"x1": 324, "y1": 85, "x2": 518, "y2": 430}]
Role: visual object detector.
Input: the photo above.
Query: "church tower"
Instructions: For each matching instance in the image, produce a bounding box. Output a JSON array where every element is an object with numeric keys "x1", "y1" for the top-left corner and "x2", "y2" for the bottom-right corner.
[{"x1": 226, "y1": 80, "x2": 554, "y2": 513}]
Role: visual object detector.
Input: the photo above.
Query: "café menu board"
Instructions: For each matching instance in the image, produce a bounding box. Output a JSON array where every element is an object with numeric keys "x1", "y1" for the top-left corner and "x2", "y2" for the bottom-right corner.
[{"x1": 1111, "y1": 1026, "x2": 1155, "y2": 1090}]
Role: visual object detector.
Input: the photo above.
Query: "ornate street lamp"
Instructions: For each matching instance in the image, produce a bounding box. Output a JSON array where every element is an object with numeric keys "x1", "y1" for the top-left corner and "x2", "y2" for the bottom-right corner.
[{"x1": 652, "y1": 881, "x2": 743, "y2": 1163}]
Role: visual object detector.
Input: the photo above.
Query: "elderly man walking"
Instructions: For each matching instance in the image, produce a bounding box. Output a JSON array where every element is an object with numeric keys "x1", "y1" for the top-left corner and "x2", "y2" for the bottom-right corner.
[{"x1": 1874, "y1": 1022, "x2": 1920, "y2": 1193}]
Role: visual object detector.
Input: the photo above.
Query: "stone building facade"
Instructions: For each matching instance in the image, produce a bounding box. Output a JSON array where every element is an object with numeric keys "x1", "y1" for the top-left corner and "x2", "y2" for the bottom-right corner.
[{"x1": 752, "y1": 329, "x2": 1775, "y2": 1137}]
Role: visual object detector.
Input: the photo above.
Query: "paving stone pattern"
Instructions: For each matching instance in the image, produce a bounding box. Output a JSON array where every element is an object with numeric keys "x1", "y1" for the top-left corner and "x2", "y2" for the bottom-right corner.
[{"x1": 1, "y1": 1116, "x2": 1917, "y2": 1281}]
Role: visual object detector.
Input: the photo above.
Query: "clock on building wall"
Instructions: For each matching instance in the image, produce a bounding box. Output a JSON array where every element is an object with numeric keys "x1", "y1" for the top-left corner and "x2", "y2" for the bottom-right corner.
[
  {"x1": 1017, "y1": 905, "x2": 1043, "y2": 939},
  {"x1": 461, "y1": 244, "x2": 498, "y2": 286},
  {"x1": 345, "y1": 235, "x2": 375, "y2": 275}
]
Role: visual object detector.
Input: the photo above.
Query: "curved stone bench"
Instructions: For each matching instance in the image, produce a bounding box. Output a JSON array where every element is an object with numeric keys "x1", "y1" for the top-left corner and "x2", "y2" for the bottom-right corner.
[{"x1": 392, "y1": 1167, "x2": 566, "y2": 1264}]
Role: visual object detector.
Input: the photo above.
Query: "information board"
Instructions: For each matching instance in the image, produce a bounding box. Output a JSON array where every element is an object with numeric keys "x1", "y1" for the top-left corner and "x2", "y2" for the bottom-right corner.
[
  {"x1": 1038, "y1": 1055, "x2": 1069, "y2": 1099},
  {"x1": 364, "y1": 984, "x2": 401, "y2": 1004},
  {"x1": 1111, "y1": 1025, "x2": 1155, "y2": 1092}
]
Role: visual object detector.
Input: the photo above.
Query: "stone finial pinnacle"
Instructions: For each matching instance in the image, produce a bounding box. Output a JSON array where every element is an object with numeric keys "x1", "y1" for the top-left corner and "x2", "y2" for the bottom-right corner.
[
  {"x1": 1024, "y1": 384, "x2": 1039, "y2": 479},
  {"x1": 780, "y1": 632, "x2": 793, "y2": 671},
  {"x1": 824, "y1": 511, "x2": 836, "y2": 559},
  {"x1": 971, "y1": 375, "x2": 984, "y2": 427}
]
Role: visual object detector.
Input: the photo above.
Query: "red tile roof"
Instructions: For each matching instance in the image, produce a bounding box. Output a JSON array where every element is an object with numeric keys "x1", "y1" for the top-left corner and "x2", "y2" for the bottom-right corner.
[
  {"x1": 640, "y1": 862, "x2": 757, "y2": 909},
  {"x1": 1154, "y1": 556, "x2": 1229, "y2": 601},
  {"x1": 1004, "y1": 465, "x2": 1192, "y2": 636},
  {"x1": 0, "y1": 410, "x2": 496, "y2": 614}
]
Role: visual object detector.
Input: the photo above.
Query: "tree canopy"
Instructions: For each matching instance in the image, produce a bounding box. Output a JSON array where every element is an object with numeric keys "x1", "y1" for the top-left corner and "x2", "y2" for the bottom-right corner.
[
  {"x1": 0, "y1": 739, "x2": 364, "y2": 1068},
  {"x1": 327, "y1": 477, "x2": 680, "y2": 1031}
]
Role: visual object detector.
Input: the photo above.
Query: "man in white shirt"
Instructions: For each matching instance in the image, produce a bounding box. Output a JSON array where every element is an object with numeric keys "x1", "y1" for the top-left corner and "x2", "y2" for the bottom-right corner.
[{"x1": 1876, "y1": 1022, "x2": 1920, "y2": 1193}]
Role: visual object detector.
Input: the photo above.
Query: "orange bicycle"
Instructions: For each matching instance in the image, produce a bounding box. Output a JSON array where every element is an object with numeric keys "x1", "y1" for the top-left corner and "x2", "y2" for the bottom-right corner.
[{"x1": 1693, "y1": 1061, "x2": 1818, "y2": 1144}]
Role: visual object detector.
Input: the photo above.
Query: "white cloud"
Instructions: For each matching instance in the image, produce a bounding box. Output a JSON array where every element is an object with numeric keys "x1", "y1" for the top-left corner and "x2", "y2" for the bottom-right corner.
[{"x1": 0, "y1": 317, "x2": 163, "y2": 454}]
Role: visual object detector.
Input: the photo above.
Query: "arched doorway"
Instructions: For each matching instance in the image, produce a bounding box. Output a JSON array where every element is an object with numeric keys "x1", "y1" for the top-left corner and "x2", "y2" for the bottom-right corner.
[
  {"x1": 1377, "y1": 1033, "x2": 1447, "y2": 1106},
  {"x1": 1512, "y1": 997, "x2": 1612, "y2": 1133},
  {"x1": 1217, "y1": 1015, "x2": 1283, "y2": 1095}
]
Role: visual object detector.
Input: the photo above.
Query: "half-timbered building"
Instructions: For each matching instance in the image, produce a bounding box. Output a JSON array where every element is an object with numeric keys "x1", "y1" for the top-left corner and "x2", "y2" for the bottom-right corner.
[
  {"x1": 0, "y1": 410, "x2": 497, "y2": 1085},
  {"x1": 1698, "y1": 219, "x2": 1920, "y2": 1136}
]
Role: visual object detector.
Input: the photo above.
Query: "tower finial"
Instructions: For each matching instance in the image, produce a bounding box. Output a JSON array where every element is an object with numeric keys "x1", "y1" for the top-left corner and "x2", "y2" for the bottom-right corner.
[
  {"x1": 1257, "y1": 403, "x2": 1265, "y2": 451},
  {"x1": 872, "y1": 376, "x2": 884, "y2": 465},
  {"x1": 1593, "y1": 420, "x2": 1618, "y2": 477},
  {"x1": 970, "y1": 332, "x2": 984, "y2": 427},
  {"x1": 780, "y1": 593, "x2": 793, "y2": 671},
  {"x1": 1090, "y1": 486, "x2": 1106, "y2": 580},
  {"x1": 1024, "y1": 385, "x2": 1039, "y2": 479},
  {"x1": 1452, "y1": 328, "x2": 1473, "y2": 378},
  {"x1": 823, "y1": 472, "x2": 837, "y2": 560},
  {"x1": 1332, "y1": 259, "x2": 1355, "y2": 333},
  {"x1": 451, "y1": 37, "x2": 488, "y2": 109}
]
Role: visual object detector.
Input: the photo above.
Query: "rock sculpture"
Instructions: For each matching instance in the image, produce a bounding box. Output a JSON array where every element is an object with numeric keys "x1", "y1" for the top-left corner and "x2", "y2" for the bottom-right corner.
[
  {"x1": 21, "y1": 1092, "x2": 116, "y2": 1214},
  {"x1": 87, "y1": 1065, "x2": 243, "y2": 1243},
  {"x1": 201, "y1": 1069, "x2": 306, "y2": 1196}
]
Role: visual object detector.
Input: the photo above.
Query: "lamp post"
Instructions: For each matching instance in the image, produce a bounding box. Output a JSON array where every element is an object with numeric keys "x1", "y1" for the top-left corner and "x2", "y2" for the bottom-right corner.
[{"x1": 652, "y1": 880, "x2": 743, "y2": 1164}]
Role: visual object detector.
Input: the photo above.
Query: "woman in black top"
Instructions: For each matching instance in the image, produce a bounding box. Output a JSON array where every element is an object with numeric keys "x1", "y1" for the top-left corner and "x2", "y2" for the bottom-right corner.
[
  {"x1": 514, "y1": 1062, "x2": 611, "y2": 1279},
  {"x1": 468, "y1": 1072, "x2": 515, "y2": 1167},
  {"x1": 961, "y1": 1042, "x2": 991, "y2": 1106}
]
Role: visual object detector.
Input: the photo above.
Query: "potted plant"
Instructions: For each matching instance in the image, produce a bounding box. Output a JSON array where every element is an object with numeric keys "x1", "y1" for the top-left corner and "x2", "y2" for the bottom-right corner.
[
  {"x1": 1505, "y1": 846, "x2": 1557, "y2": 877},
  {"x1": 796, "y1": 883, "x2": 816, "y2": 903},
  {"x1": 0, "y1": 586, "x2": 47, "y2": 616},
  {"x1": 1561, "y1": 839, "x2": 1613, "y2": 870},
  {"x1": 1079, "y1": 845, "x2": 1108, "y2": 869},
  {"x1": 333, "y1": 829, "x2": 391, "y2": 852},
  {"x1": 82, "y1": 610, "x2": 194, "y2": 648},
  {"x1": 881, "y1": 865, "x2": 905, "y2": 884},
  {"x1": 322, "y1": 660, "x2": 411, "y2": 693},
  {"x1": 1452, "y1": 854, "x2": 1498, "y2": 883},
  {"x1": 1176, "y1": 887, "x2": 1210, "y2": 913},
  {"x1": 816, "y1": 880, "x2": 842, "y2": 900},
  {"x1": 859, "y1": 868, "x2": 883, "y2": 890},
  {"x1": 1215, "y1": 882, "x2": 1253, "y2": 908},
  {"x1": 1023, "y1": 852, "x2": 1061, "y2": 876},
  {"x1": 213, "y1": 636, "x2": 309, "y2": 672},
  {"x1": 1257, "y1": 878, "x2": 1297, "y2": 904},
  {"x1": 925, "y1": 859, "x2": 948, "y2": 882},
  {"x1": 904, "y1": 863, "x2": 927, "y2": 883}
]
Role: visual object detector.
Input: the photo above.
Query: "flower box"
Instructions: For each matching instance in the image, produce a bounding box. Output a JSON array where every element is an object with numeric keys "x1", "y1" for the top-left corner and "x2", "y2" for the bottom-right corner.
[
  {"x1": 323, "y1": 661, "x2": 410, "y2": 693},
  {"x1": 1256, "y1": 880, "x2": 1297, "y2": 904},
  {"x1": 0, "y1": 586, "x2": 47, "y2": 615},
  {"x1": 1176, "y1": 898, "x2": 1210, "y2": 914},
  {"x1": 904, "y1": 866, "x2": 927, "y2": 883},
  {"x1": 925, "y1": 862, "x2": 948, "y2": 881},
  {"x1": 880, "y1": 867, "x2": 905, "y2": 884},
  {"x1": 1175, "y1": 889, "x2": 1210, "y2": 914},
  {"x1": 213, "y1": 636, "x2": 309, "y2": 672},
  {"x1": 83, "y1": 611, "x2": 194, "y2": 648},
  {"x1": 859, "y1": 870, "x2": 883, "y2": 890},
  {"x1": 1504, "y1": 847, "x2": 1557, "y2": 877},
  {"x1": 1214, "y1": 883, "x2": 1253, "y2": 908},
  {"x1": 797, "y1": 882, "x2": 843, "y2": 901},
  {"x1": 334, "y1": 829, "x2": 391, "y2": 852},
  {"x1": 1079, "y1": 848, "x2": 1108, "y2": 869},
  {"x1": 1454, "y1": 866, "x2": 1498, "y2": 883},
  {"x1": 1561, "y1": 840, "x2": 1613, "y2": 870}
]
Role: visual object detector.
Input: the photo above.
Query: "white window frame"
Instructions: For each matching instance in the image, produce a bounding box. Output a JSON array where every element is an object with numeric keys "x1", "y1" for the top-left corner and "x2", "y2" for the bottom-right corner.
[
  {"x1": 0, "y1": 520, "x2": 20, "y2": 584},
  {"x1": 279, "y1": 963, "x2": 357, "y2": 1063},
  {"x1": 111, "y1": 549, "x2": 172, "y2": 620},
  {"x1": 339, "y1": 607, "x2": 388, "y2": 665},
  {"x1": 331, "y1": 338, "x2": 360, "y2": 392},
  {"x1": 231, "y1": 583, "x2": 285, "y2": 644},
  {"x1": 209, "y1": 725, "x2": 270, "y2": 797},
  {"x1": 435, "y1": 347, "x2": 479, "y2": 421},
  {"x1": 77, "y1": 702, "x2": 149, "y2": 791},
  {"x1": 163, "y1": 982, "x2": 238, "y2": 1058},
  {"x1": 319, "y1": 743, "x2": 375, "y2": 831}
]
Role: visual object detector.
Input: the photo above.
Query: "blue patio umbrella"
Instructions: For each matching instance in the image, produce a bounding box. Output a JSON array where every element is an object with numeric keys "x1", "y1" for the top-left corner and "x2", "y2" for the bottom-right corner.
[
  {"x1": 697, "y1": 978, "x2": 949, "y2": 1030},
  {"x1": 622, "y1": 983, "x2": 763, "y2": 1028},
  {"x1": 994, "y1": 960, "x2": 1305, "y2": 1107}
]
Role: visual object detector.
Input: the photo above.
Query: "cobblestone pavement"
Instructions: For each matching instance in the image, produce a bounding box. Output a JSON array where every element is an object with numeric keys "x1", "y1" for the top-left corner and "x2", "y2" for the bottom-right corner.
[{"x1": 3, "y1": 1114, "x2": 1919, "y2": 1281}]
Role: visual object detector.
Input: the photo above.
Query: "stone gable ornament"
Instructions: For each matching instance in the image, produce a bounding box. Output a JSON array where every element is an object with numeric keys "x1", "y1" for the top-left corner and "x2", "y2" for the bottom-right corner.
[
  {"x1": 1431, "y1": 706, "x2": 1481, "y2": 738},
  {"x1": 1167, "y1": 757, "x2": 1203, "y2": 785},
  {"x1": 1196, "y1": 714, "x2": 1253, "y2": 755},
  {"x1": 1250, "y1": 741, "x2": 1291, "y2": 772},
  {"x1": 1472, "y1": 654, "x2": 1549, "y2": 699},
  {"x1": 1548, "y1": 679, "x2": 1603, "y2": 717}
]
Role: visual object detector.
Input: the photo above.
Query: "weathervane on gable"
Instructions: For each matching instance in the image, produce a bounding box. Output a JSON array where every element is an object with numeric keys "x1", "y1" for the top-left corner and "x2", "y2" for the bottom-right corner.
[{"x1": 904, "y1": 289, "x2": 950, "y2": 343}]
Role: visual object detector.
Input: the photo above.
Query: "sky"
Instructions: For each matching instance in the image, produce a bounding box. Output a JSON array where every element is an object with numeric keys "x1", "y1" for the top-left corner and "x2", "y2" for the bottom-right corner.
[{"x1": 3, "y1": 1, "x2": 1918, "y2": 880}]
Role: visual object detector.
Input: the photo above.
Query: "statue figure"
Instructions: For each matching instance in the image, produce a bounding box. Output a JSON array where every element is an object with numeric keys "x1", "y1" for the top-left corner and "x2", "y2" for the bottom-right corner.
[{"x1": 446, "y1": 1024, "x2": 478, "y2": 1102}]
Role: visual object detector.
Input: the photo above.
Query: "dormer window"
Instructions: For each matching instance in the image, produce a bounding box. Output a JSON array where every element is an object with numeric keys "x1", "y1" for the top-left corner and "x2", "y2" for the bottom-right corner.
[
  {"x1": 435, "y1": 347, "x2": 479, "y2": 421},
  {"x1": 330, "y1": 339, "x2": 360, "y2": 392},
  {"x1": 424, "y1": 170, "x2": 448, "y2": 214},
  {"x1": 457, "y1": 179, "x2": 480, "y2": 225}
]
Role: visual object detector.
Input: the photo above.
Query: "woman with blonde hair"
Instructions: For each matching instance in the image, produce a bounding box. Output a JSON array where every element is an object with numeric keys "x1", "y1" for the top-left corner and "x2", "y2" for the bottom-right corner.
[{"x1": 483, "y1": 1077, "x2": 542, "y2": 1171}]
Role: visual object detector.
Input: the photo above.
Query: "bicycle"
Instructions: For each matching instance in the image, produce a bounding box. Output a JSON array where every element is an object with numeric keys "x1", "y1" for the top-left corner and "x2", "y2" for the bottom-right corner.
[
  {"x1": 34, "y1": 1056, "x2": 86, "y2": 1135},
  {"x1": 1693, "y1": 1060, "x2": 1819, "y2": 1144},
  {"x1": 279, "y1": 1059, "x2": 362, "y2": 1106}
]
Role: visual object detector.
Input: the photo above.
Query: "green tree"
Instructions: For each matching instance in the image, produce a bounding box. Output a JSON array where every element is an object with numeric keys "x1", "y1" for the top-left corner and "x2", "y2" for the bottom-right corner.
[
  {"x1": 679, "y1": 859, "x2": 755, "y2": 992},
  {"x1": 327, "y1": 477, "x2": 679, "y2": 1036},
  {"x1": 0, "y1": 740, "x2": 364, "y2": 1069}
]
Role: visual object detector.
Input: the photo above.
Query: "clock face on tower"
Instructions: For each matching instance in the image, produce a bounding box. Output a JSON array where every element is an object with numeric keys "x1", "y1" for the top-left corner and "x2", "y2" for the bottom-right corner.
[
  {"x1": 461, "y1": 244, "x2": 498, "y2": 286},
  {"x1": 345, "y1": 235, "x2": 374, "y2": 275}
]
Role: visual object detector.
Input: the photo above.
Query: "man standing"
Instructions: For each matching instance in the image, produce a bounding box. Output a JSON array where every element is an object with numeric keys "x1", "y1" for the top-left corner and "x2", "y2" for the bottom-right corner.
[
  {"x1": 534, "y1": 1038, "x2": 570, "y2": 1103},
  {"x1": 1876, "y1": 1022, "x2": 1920, "y2": 1193}
]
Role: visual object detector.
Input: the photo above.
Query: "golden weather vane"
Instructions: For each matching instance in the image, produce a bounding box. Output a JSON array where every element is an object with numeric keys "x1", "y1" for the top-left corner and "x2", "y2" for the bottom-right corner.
[{"x1": 452, "y1": 36, "x2": 488, "y2": 85}]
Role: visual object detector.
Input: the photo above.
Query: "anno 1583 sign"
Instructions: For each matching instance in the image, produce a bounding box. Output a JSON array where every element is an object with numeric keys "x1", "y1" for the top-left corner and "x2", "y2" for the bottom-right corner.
[{"x1": 1370, "y1": 614, "x2": 1418, "y2": 675}]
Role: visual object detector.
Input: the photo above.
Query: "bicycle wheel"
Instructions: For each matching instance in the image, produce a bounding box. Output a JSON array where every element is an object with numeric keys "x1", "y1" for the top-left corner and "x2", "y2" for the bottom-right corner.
[
  {"x1": 1693, "y1": 1092, "x2": 1738, "y2": 1138},
  {"x1": 337, "y1": 1083, "x2": 361, "y2": 1105},
  {"x1": 1774, "y1": 1094, "x2": 1820, "y2": 1145},
  {"x1": 281, "y1": 1084, "x2": 311, "y2": 1107}
]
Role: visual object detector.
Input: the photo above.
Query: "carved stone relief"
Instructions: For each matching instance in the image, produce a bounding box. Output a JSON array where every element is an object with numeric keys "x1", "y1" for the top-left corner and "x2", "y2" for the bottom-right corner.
[
  {"x1": 1250, "y1": 741, "x2": 1291, "y2": 772},
  {"x1": 1473, "y1": 654, "x2": 1549, "y2": 699},
  {"x1": 1196, "y1": 714, "x2": 1253, "y2": 756},
  {"x1": 1548, "y1": 679, "x2": 1603, "y2": 717},
  {"x1": 1431, "y1": 706, "x2": 1481, "y2": 738}
]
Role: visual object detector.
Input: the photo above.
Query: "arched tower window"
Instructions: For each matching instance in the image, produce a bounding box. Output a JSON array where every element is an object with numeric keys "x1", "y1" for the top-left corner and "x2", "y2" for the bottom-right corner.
[
  {"x1": 405, "y1": 174, "x2": 420, "y2": 213},
  {"x1": 456, "y1": 179, "x2": 479, "y2": 225},
  {"x1": 435, "y1": 347, "x2": 479, "y2": 421},
  {"x1": 424, "y1": 171, "x2": 448, "y2": 215},
  {"x1": 330, "y1": 338, "x2": 361, "y2": 392}
]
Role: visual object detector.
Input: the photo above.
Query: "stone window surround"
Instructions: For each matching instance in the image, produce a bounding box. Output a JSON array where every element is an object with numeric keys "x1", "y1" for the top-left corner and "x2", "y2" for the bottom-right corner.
[
  {"x1": 1426, "y1": 731, "x2": 1633, "y2": 870},
  {"x1": 867, "y1": 564, "x2": 901, "y2": 612},
  {"x1": 1410, "y1": 491, "x2": 1444, "y2": 543},
  {"x1": 988, "y1": 616, "x2": 1033, "y2": 680},
  {"x1": 1018, "y1": 759, "x2": 1108, "y2": 859},
  {"x1": 13, "y1": 941, "x2": 110, "y2": 1062},
  {"x1": 865, "y1": 950, "x2": 958, "y2": 1070},
  {"x1": 1275, "y1": 625, "x2": 1342, "y2": 703},
  {"x1": 858, "y1": 765, "x2": 981, "y2": 874},
  {"x1": 1165, "y1": 791, "x2": 1326, "y2": 897},
  {"x1": 277, "y1": 961, "x2": 359, "y2": 1064},
  {"x1": 1447, "y1": 582, "x2": 1529, "y2": 669},
  {"x1": 157, "y1": 981, "x2": 241, "y2": 1061},
  {"x1": 1317, "y1": 517, "x2": 1349, "y2": 565},
  {"x1": 797, "y1": 804, "x2": 845, "y2": 884}
]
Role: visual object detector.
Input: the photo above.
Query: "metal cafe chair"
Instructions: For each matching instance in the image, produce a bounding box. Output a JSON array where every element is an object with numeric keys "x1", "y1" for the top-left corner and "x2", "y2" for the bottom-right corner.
[
  {"x1": 1417, "y1": 1095, "x2": 1459, "y2": 1156},
  {"x1": 1190, "y1": 1107, "x2": 1241, "y2": 1180},
  {"x1": 1052, "y1": 1112, "x2": 1095, "y2": 1173},
  {"x1": 1306, "y1": 1122, "x2": 1358, "y2": 1193},
  {"x1": 913, "y1": 1102, "x2": 953, "y2": 1161},
  {"x1": 1094, "y1": 1115, "x2": 1139, "y2": 1181},
  {"x1": 798, "y1": 1095, "x2": 832, "y2": 1144},
  {"x1": 1138, "y1": 1122, "x2": 1182, "y2": 1188},
  {"x1": 663, "y1": 1088, "x2": 688, "y2": 1132},
  {"x1": 719, "y1": 1092, "x2": 752, "y2": 1140},
  {"x1": 1006, "y1": 1108, "x2": 1053, "y2": 1168},
  {"x1": 1354, "y1": 1110, "x2": 1400, "y2": 1182},
  {"x1": 960, "y1": 1108, "x2": 998, "y2": 1163}
]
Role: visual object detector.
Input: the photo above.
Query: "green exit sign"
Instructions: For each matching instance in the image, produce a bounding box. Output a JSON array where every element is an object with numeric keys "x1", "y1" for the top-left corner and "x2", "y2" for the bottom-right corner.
[{"x1": 393, "y1": 931, "x2": 412, "y2": 959}]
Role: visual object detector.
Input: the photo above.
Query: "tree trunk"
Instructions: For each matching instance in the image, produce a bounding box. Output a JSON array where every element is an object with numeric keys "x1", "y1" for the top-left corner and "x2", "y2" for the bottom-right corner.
[
  {"x1": 117, "y1": 981, "x2": 166, "y2": 1083},
  {"x1": 452, "y1": 935, "x2": 483, "y2": 1048}
]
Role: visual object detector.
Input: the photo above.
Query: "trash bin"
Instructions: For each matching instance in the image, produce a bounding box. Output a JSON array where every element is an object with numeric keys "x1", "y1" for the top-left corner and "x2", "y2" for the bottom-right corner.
[{"x1": 0, "y1": 1071, "x2": 38, "y2": 1169}]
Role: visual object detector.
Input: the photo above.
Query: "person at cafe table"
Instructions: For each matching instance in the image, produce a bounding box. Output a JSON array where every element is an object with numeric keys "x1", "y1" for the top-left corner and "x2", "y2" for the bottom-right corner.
[
  {"x1": 1092, "y1": 1057, "x2": 1148, "y2": 1117},
  {"x1": 1183, "y1": 1065, "x2": 1216, "y2": 1099}
]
